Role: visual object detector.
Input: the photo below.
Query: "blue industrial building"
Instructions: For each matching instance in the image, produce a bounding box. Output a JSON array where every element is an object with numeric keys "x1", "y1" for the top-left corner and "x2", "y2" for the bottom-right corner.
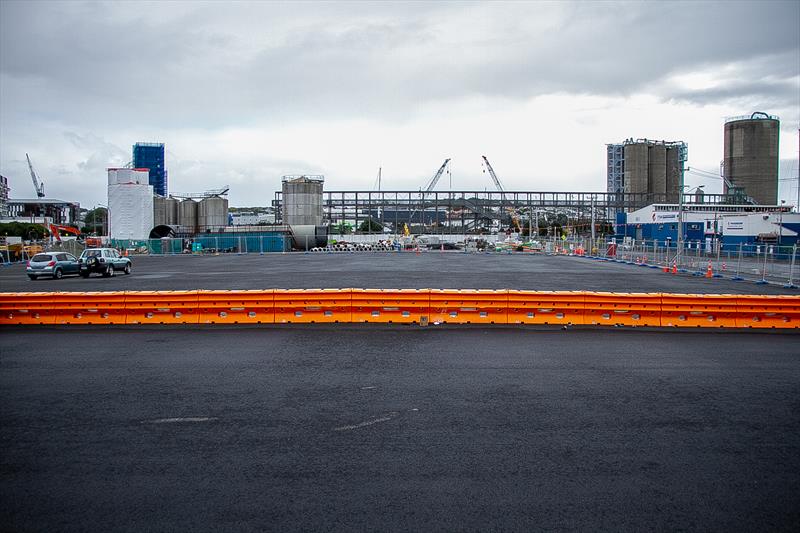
[{"x1": 132, "y1": 142, "x2": 167, "y2": 197}]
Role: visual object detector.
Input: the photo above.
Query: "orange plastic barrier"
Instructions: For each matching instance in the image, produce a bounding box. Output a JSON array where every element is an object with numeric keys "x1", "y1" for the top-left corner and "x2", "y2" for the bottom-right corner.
[
  {"x1": 1, "y1": 290, "x2": 799, "y2": 330},
  {"x1": 429, "y1": 289, "x2": 508, "y2": 324},
  {"x1": 507, "y1": 291, "x2": 584, "y2": 325},
  {"x1": 52, "y1": 291, "x2": 127, "y2": 325},
  {"x1": 661, "y1": 294, "x2": 738, "y2": 328},
  {"x1": 197, "y1": 290, "x2": 274, "y2": 324},
  {"x1": 124, "y1": 291, "x2": 200, "y2": 324},
  {"x1": 274, "y1": 289, "x2": 351, "y2": 323},
  {"x1": 0, "y1": 292, "x2": 56, "y2": 325},
  {"x1": 351, "y1": 289, "x2": 429, "y2": 323},
  {"x1": 735, "y1": 295, "x2": 800, "y2": 329},
  {"x1": 584, "y1": 292, "x2": 662, "y2": 327}
]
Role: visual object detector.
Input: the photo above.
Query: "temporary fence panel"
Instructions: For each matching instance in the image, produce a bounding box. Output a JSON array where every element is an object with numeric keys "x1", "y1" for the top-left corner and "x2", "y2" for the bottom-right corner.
[
  {"x1": 507, "y1": 291, "x2": 585, "y2": 325},
  {"x1": 583, "y1": 292, "x2": 662, "y2": 327},
  {"x1": 124, "y1": 291, "x2": 200, "y2": 324},
  {"x1": 0, "y1": 292, "x2": 57, "y2": 325},
  {"x1": 735, "y1": 295, "x2": 800, "y2": 329},
  {"x1": 52, "y1": 291, "x2": 127, "y2": 325},
  {"x1": 351, "y1": 289, "x2": 430, "y2": 323},
  {"x1": 428, "y1": 289, "x2": 508, "y2": 324},
  {"x1": 274, "y1": 289, "x2": 351, "y2": 323},
  {"x1": 197, "y1": 290, "x2": 275, "y2": 324},
  {"x1": 660, "y1": 293, "x2": 738, "y2": 328}
]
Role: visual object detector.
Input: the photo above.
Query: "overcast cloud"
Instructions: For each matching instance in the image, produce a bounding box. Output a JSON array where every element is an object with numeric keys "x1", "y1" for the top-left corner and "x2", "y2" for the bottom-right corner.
[{"x1": 1, "y1": 0, "x2": 798, "y2": 208}]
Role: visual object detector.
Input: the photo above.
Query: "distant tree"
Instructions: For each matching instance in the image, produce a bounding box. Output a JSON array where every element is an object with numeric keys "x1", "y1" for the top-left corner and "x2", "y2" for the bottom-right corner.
[
  {"x1": 333, "y1": 222, "x2": 353, "y2": 235},
  {"x1": 358, "y1": 219, "x2": 383, "y2": 233}
]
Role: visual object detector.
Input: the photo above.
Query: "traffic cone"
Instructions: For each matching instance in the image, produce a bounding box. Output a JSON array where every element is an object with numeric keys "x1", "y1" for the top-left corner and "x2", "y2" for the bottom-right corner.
[
  {"x1": 662, "y1": 262, "x2": 669, "y2": 273},
  {"x1": 415, "y1": 245, "x2": 420, "y2": 256},
  {"x1": 672, "y1": 261, "x2": 677, "y2": 274},
  {"x1": 722, "y1": 262, "x2": 727, "y2": 272},
  {"x1": 705, "y1": 261, "x2": 713, "y2": 278}
]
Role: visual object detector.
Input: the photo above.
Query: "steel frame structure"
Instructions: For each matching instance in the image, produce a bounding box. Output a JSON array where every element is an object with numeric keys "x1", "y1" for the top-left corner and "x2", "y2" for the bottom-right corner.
[{"x1": 272, "y1": 190, "x2": 740, "y2": 234}]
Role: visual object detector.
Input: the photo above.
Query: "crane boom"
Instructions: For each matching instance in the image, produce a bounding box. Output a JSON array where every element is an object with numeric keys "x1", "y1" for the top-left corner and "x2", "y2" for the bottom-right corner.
[
  {"x1": 26, "y1": 153, "x2": 45, "y2": 198},
  {"x1": 481, "y1": 156, "x2": 504, "y2": 193},
  {"x1": 423, "y1": 159, "x2": 450, "y2": 192}
]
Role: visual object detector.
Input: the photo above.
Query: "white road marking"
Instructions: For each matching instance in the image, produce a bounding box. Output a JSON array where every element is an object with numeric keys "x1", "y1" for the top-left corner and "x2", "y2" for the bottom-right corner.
[
  {"x1": 360, "y1": 386, "x2": 377, "y2": 390},
  {"x1": 144, "y1": 417, "x2": 218, "y2": 424},
  {"x1": 334, "y1": 412, "x2": 397, "y2": 432}
]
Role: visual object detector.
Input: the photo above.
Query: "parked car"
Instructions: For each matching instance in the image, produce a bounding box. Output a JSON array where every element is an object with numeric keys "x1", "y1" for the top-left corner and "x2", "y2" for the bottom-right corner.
[
  {"x1": 78, "y1": 248, "x2": 132, "y2": 277},
  {"x1": 27, "y1": 252, "x2": 80, "y2": 280}
]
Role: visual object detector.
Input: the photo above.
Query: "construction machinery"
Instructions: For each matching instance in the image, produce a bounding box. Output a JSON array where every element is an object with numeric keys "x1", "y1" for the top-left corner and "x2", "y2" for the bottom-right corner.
[
  {"x1": 26, "y1": 153, "x2": 45, "y2": 198},
  {"x1": 410, "y1": 159, "x2": 451, "y2": 225},
  {"x1": 44, "y1": 223, "x2": 80, "y2": 242}
]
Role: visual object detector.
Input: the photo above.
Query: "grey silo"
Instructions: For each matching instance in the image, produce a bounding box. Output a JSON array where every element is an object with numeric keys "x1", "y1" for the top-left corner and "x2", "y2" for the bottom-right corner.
[
  {"x1": 648, "y1": 143, "x2": 667, "y2": 196},
  {"x1": 198, "y1": 197, "x2": 229, "y2": 230},
  {"x1": 723, "y1": 113, "x2": 779, "y2": 205},
  {"x1": 665, "y1": 146, "x2": 681, "y2": 203},
  {"x1": 282, "y1": 176, "x2": 324, "y2": 226},
  {"x1": 623, "y1": 143, "x2": 649, "y2": 195},
  {"x1": 179, "y1": 199, "x2": 198, "y2": 233}
]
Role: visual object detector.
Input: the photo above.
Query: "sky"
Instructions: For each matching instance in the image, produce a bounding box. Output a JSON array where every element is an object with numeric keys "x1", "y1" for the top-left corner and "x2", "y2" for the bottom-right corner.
[{"x1": 1, "y1": 0, "x2": 798, "y2": 209}]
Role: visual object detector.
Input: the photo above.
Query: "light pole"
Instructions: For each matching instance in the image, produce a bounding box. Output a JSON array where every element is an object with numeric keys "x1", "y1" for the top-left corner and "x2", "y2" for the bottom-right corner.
[{"x1": 779, "y1": 200, "x2": 786, "y2": 247}]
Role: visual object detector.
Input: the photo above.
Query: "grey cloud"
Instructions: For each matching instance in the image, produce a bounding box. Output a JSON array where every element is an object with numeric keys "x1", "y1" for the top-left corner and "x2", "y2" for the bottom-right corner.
[{"x1": 2, "y1": 1, "x2": 798, "y2": 130}]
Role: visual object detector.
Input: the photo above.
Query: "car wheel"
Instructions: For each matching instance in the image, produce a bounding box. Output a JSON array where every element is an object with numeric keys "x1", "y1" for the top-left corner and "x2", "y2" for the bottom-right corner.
[
  {"x1": 124, "y1": 263, "x2": 131, "y2": 275},
  {"x1": 103, "y1": 265, "x2": 114, "y2": 277},
  {"x1": 80, "y1": 271, "x2": 90, "y2": 278},
  {"x1": 54, "y1": 268, "x2": 63, "y2": 280},
  {"x1": 28, "y1": 275, "x2": 37, "y2": 280}
]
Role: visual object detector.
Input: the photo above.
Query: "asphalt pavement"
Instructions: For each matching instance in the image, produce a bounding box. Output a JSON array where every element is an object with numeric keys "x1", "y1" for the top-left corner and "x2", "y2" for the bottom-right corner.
[
  {"x1": 1, "y1": 253, "x2": 797, "y2": 293},
  {"x1": 1, "y1": 326, "x2": 799, "y2": 532}
]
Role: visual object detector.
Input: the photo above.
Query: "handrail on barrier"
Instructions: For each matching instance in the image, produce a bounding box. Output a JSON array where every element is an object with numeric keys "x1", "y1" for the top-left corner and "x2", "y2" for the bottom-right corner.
[{"x1": 0, "y1": 290, "x2": 798, "y2": 329}]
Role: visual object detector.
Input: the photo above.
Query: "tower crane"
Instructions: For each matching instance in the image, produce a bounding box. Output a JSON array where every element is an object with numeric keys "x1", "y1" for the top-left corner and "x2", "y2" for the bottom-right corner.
[{"x1": 26, "y1": 153, "x2": 45, "y2": 198}]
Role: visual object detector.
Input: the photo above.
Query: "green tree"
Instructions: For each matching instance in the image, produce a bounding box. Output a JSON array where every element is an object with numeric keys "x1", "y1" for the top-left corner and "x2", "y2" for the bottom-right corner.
[
  {"x1": 358, "y1": 218, "x2": 383, "y2": 233},
  {"x1": 333, "y1": 222, "x2": 353, "y2": 235}
]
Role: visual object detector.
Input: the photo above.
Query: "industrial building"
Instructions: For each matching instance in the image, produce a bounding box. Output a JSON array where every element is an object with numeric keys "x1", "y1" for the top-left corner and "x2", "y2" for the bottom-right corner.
[
  {"x1": 4, "y1": 198, "x2": 80, "y2": 225},
  {"x1": 619, "y1": 203, "x2": 798, "y2": 246},
  {"x1": 607, "y1": 139, "x2": 687, "y2": 205},
  {"x1": 723, "y1": 112, "x2": 780, "y2": 205},
  {"x1": 133, "y1": 142, "x2": 167, "y2": 197}
]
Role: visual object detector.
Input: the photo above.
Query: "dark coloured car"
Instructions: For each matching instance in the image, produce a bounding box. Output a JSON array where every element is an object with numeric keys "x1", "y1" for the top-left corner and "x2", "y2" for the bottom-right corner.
[
  {"x1": 26, "y1": 252, "x2": 81, "y2": 280},
  {"x1": 79, "y1": 248, "x2": 132, "y2": 277}
]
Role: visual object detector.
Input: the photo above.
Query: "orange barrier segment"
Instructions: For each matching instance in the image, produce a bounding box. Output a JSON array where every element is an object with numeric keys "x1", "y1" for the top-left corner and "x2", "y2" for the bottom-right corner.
[
  {"x1": 507, "y1": 291, "x2": 585, "y2": 325},
  {"x1": 274, "y1": 289, "x2": 351, "y2": 323},
  {"x1": 198, "y1": 290, "x2": 274, "y2": 324},
  {"x1": 0, "y1": 292, "x2": 57, "y2": 325},
  {"x1": 429, "y1": 289, "x2": 508, "y2": 324},
  {"x1": 661, "y1": 294, "x2": 739, "y2": 328},
  {"x1": 53, "y1": 292, "x2": 127, "y2": 325},
  {"x1": 584, "y1": 292, "x2": 662, "y2": 327},
  {"x1": 351, "y1": 289, "x2": 429, "y2": 323},
  {"x1": 124, "y1": 291, "x2": 200, "y2": 324},
  {"x1": 735, "y1": 295, "x2": 800, "y2": 329}
]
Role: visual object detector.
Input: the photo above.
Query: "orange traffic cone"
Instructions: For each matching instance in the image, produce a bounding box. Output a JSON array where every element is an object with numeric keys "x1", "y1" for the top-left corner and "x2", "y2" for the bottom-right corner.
[
  {"x1": 662, "y1": 262, "x2": 669, "y2": 273},
  {"x1": 705, "y1": 261, "x2": 713, "y2": 278},
  {"x1": 671, "y1": 261, "x2": 677, "y2": 274}
]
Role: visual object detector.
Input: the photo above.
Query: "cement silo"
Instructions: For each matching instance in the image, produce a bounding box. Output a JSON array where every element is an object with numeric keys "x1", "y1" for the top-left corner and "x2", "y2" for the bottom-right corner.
[
  {"x1": 165, "y1": 197, "x2": 179, "y2": 225},
  {"x1": 282, "y1": 175, "x2": 324, "y2": 226},
  {"x1": 179, "y1": 199, "x2": 198, "y2": 233},
  {"x1": 198, "y1": 196, "x2": 229, "y2": 230},
  {"x1": 623, "y1": 143, "x2": 649, "y2": 195},
  {"x1": 153, "y1": 196, "x2": 168, "y2": 226},
  {"x1": 282, "y1": 175, "x2": 326, "y2": 249},
  {"x1": 723, "y1": 112, "x2": 779, "y2": 205},
  {"x1": 648, "y1": 143, "x2": 667, "y2": 197},
  {"x1": 665, "y1": 146, "x2": 681, "y2": 203}
]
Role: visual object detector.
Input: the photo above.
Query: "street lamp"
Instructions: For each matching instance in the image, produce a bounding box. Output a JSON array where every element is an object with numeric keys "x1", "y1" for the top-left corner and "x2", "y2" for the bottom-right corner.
[{"x1": 779, "y1": 200, "x2": 786, "y2": 246}]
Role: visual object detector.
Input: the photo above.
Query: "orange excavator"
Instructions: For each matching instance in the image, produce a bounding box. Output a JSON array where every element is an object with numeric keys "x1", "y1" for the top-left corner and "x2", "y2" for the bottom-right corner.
[{"x1": 43, "y1": 223, "x2": 81, "y2": 242}]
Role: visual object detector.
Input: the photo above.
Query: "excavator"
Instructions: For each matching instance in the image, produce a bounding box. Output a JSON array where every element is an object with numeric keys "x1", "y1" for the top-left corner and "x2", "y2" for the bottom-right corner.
[{"x1": 43, "y1": 223, "x2": 81, "y2": 242}]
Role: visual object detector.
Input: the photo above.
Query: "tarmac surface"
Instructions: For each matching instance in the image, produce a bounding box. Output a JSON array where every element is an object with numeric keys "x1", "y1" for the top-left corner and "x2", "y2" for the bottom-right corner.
[
  {"x1": 1, "y1": 326, "x2": 799, "y2": 532},
  {"x1": 2, "y1": 253, "x2": 799, "y2": 531},
  {"x1": 0, "y1": 252, "x2": 797, "y2": 294}
]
